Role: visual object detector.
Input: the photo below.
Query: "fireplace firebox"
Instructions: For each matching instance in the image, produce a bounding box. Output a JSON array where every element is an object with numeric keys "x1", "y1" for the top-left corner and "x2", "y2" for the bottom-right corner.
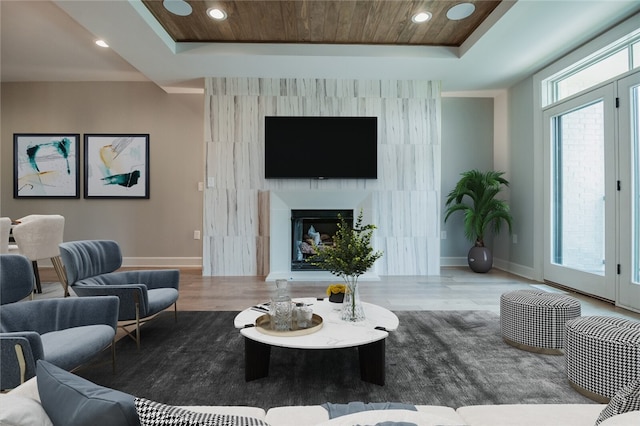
[{"x1": 291, "y1": 209, "x2": 353, "y2": 270}]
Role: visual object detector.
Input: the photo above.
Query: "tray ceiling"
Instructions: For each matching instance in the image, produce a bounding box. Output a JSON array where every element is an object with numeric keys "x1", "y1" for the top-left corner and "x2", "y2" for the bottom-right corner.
[{"x1": 141, "y1": 0, "x2": 502, "y2": 47}]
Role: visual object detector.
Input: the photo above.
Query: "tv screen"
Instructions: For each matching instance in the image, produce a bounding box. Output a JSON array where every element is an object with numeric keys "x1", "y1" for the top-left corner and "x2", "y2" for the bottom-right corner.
[{"x1": 264, "y1": 116, "x2": 377, "y2": 179}]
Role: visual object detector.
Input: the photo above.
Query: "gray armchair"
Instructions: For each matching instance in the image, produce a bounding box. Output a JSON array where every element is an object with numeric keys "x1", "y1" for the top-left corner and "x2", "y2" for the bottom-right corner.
[
  {"x1": 0, "y1": 254, "x2": 119, "y2": 390},
  {"x1": 59, "y1": 240, "x2": 180, "y2": 349}
]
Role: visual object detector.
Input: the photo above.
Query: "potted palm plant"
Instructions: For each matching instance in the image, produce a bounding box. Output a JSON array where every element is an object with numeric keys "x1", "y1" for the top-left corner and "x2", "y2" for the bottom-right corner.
[
  {"x1": 444, "y1": 169, "x2": 513, "y2": 273},
  {"x1": 307, "y1": 210, "x2": 383, "y2": 321}
]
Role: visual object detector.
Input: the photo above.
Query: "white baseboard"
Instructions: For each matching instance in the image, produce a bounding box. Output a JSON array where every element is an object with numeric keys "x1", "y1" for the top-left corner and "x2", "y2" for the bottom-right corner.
[
  {"x1": 440, "y1": 257, "x2": 468, "y2": 267},
  {"x1": 121, "y1": 257, "x2": 202, "y2": 268},
  {"x1": 441, "y1": 257, "x2": 538, "y2": 282},
  {"x1": 492, "y1": 258, "x2": 538, "y2": 281},
  {"x1": 36, "y1": 256, "x2": 537, "y2": 280}
]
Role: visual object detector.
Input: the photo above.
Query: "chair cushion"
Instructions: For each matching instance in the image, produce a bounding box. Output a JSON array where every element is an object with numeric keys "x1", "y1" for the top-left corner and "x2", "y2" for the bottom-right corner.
[
  {"x1": 40, "y1": 325, "x2": 114, "y2": 371},
  {"x1": 147, "y1": 288, "x2": 180, "y2": 316},
  {"x1": 36, "y1": 360, "x2": 140, "y2": 426}
]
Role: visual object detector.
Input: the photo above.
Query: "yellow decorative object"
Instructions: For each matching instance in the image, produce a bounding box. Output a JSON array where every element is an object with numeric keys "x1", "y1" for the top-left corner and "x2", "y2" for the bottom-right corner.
[{"x1": 326, "y1": 284, "x2": 346, "y2": 296}]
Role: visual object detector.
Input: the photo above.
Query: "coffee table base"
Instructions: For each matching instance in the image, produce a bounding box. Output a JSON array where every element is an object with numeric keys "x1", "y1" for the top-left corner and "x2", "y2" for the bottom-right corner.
[
  {"x1": 243, "y1": 337, "x2": 386, "y2": 385},
  {"x1": 244, "y1": 338, "x2": 271, "y2": 381},
  {"x1": 358, "y1": 339, "x2": 385, "y2": 385}
]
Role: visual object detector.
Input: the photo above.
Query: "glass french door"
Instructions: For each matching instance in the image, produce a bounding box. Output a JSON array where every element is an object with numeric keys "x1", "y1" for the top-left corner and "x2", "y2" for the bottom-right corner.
[
  {"x1": 543, "y1": 71, "x2": 640, "y2": 312},
  {"x1": 618, "y1": 71, "x2": 640, "y2": 312},
  {"x1": 543, "y1": 85, "x2": 617, "y2": 300}
]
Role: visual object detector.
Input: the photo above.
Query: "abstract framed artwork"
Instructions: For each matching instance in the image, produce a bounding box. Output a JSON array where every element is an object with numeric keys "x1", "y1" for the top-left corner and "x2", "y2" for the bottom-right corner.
[
  {"x1": 84, "y1": 134, "x2": 150, "y2": 199},
  {"x1": 13, "y1": 133, "x2": 80, "y2": 198}
]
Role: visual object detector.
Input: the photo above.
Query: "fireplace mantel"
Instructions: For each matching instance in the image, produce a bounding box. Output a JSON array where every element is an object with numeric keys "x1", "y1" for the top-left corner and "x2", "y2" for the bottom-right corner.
[{"x1": 266, "y1": 190, "x2": 380, "y2": 282}]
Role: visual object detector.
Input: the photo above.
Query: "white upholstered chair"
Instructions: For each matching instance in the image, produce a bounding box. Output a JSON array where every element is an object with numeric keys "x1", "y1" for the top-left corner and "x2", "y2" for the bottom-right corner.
[
  {"x1": 11, "y1": 215, "x2": 68, "y2": 296},
  {"x1": 0, "y1": 217, "x2": 11, "y2": 254}
]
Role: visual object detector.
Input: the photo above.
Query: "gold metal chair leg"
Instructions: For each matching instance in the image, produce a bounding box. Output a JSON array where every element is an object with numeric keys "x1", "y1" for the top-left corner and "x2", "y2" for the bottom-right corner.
[
  {"x1": 135, "y1": 302, "x2": 141, "y2": 350},
  {"x1": 118, "y1": 297, "x2": 143, "y2": 350},
  {"x1": 51, "y1": 256, "x2": 69, "y2": 297},
  {"x1": 116, "y1": 297, "x2": 177, "y2": 351},
  {"x1": 14, "y1": 344, "x2": 27, "y2": 385}
]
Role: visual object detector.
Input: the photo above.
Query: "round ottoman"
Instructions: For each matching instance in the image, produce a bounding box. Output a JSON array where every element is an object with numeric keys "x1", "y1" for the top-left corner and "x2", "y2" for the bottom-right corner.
[
  {"x1": 500, "y1": 290, "x2": 581, "y2": 354},
  {"x1": 565, "y1": 316, "x2": 640, "y2": 402}
]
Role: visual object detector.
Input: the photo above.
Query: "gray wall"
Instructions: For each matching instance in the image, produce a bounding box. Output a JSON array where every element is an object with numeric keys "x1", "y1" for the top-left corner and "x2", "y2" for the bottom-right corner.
[
  {"x1": 0, "y1": 82, "x2": 204, "y2": 264},
  {"x1": 1, "y1": 80, "x2": 526, "y2": 273},
  {"x1": 440, "y1": 97, "x2": 495, "y2": 259},
  {"x1": 507, "y1": 77, "x2": 536, "y2": 272}
]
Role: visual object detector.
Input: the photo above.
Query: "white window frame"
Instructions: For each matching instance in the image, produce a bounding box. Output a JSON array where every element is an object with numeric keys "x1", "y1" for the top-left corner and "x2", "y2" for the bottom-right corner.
[
  {"x1": 531, "y1": 13, "x2": 640, "y2": 281},
  {"x1": 542, "y1": 27, "x2": 640, "y2": 107}
]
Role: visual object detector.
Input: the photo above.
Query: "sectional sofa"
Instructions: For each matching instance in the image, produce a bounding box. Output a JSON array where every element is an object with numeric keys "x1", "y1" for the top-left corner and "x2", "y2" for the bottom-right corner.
[{"x1": 2, "y1": 360, "x2": 638, "y2": 426}]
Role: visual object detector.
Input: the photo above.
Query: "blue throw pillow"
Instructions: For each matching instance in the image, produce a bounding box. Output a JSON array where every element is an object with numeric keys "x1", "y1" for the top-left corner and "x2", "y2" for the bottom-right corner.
[
  {"x1": 321, "y1": 402, "x2": 417, "y2": 418},
  {"x1": 36, "y1": 360, "x2": 140, "y2": 426}
]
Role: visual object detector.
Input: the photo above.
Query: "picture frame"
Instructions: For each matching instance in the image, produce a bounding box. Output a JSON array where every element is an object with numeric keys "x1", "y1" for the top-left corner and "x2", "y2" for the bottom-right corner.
[
  {"x1": 13, "y1": 133, "x2": 80, "y2": 198},
  {"x1": 84, "y1": 134, "x2": 150, "y2": 199}
]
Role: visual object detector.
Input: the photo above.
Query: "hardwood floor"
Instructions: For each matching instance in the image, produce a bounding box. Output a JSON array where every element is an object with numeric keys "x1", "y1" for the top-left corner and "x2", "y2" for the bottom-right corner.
[{"x1": 35, "y1": 267, "x2": 640, "y2": 320}]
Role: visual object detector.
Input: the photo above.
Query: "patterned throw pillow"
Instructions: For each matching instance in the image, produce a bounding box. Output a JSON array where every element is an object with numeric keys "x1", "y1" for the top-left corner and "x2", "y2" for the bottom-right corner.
[
  {"x1": 135, "y1": 398, "x2": 269, "y2": 426},
  {"x1": 595, "y1": 379, "x2": 640, "y2": 425}
]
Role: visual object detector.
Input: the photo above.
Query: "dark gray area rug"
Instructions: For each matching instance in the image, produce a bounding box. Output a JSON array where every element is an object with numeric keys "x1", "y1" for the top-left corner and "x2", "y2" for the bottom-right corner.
[{"x1": 76, "y1": 310, "x2": 594, "y2": 410}]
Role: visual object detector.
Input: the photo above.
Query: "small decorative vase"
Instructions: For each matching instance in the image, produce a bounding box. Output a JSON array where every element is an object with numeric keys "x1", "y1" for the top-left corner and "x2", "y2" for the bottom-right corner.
[
  {"x1": 270, "y1": 279, "x2": 292, "y2": 331},
  {"x1": 329, "y1": 292, "x2": 344, "y2": 303},
  {"x1": 467, "y1": 246, "x2": 493, "y2": 273},
  {"x1": 341, "y1": 281, "x2": 365, "y2": 322}
]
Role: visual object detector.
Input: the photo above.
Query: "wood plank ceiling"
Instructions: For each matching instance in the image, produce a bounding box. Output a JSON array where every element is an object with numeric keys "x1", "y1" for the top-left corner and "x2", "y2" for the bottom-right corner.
[{"x1": 141, "y1": 0, "x2": 502, "y2": 47}]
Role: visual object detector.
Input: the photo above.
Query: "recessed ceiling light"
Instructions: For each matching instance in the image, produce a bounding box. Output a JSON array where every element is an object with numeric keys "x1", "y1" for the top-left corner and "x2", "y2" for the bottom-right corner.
[
  {"x1": 447, "y1": 3, "x2": 476, "y2": 20},
  {"x1": 207, "y1": 8, "x2": 227, "y2": 21},
  {"x1": 95, "y1": 39, "x2": 109, "y2": 48},
  {"x1": 163, "y1": 0, "x2": 192, "y2": 17},
  {"x1": 411, "y1": 12, "x2": 432, "y2": 23}
]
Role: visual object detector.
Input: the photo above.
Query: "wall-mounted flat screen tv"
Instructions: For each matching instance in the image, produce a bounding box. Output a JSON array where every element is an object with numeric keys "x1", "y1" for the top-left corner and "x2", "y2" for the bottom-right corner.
[{"x1": 264, "y1": 116, "x2": 377, "y2": 179}]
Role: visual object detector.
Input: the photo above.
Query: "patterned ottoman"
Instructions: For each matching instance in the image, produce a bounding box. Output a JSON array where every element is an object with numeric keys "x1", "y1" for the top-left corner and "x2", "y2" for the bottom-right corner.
[
  {"x1": 500, "y1": 290, "x2": 581, "y2": 354},
  {"x1": 565, "y1": 316, "x2": 640, "y2": 402}
]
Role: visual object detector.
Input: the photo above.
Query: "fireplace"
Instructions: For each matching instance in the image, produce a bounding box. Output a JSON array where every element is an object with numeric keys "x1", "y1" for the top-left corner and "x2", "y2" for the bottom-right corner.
[
  {"x1": 291, "y1": 209, "x2": 353, "y2": 271},
  {"x1": 267, "y1": 190, "x2": 378, "y2": 281}
]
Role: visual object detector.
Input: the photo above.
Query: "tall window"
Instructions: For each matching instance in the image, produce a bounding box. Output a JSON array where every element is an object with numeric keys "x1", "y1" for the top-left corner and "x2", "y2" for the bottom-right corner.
[{"x1": 551, "y1": 101, "x2": 606, "y2": 274}]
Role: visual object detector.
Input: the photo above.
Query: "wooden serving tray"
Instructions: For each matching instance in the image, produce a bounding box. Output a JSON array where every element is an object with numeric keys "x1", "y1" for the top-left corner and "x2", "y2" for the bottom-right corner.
[{"x1": 255, "y1": 313, "x2": 323, "y2": 336}]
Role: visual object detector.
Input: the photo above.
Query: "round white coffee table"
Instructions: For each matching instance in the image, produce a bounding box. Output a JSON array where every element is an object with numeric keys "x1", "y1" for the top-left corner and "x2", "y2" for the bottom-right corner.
[{"x1": 234, "y1": 297, "x2": 399, "y2": 385}]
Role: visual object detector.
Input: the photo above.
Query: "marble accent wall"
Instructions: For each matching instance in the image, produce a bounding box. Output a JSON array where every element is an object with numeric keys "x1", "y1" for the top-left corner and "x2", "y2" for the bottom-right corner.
[{"x1": 203, "y1": 78, "x2": 441, "y2": 276}]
